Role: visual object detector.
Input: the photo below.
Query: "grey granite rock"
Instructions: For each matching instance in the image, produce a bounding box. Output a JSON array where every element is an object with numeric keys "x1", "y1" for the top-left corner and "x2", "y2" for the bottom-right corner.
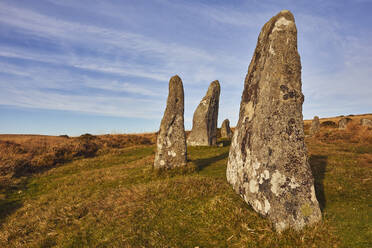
[
  {"x1": 221, "y1": 119, "x2": 233, "y2": 139},
  {"x1": 187, "y1": 80, "x2": 220, "y2": 146},
  {"x1": 154, "y1": 75, "x2": 187, "y2": 169},
  {"x1": 360, "y1": 118, "x2": 372, "y2": 127},
  {"x1": 310, "y1": 116, "x2": 320, "y2": 135},
  {"x1": 338, "y1": 118, "x2": 352, "y2": 129},
  {"x1": 226, "y1": 10, "x2": 321, "y2": 232}
]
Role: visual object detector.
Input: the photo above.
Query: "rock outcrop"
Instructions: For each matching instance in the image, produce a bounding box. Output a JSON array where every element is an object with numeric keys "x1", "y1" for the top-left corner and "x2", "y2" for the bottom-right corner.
[
  {"x1": 310, "y1": 116, "x2": 320, "y2": 135},
  {"x1": 221, "y1": 119, "x2": 233, "y2": 139},
  {"x1": 154, "y1": 75, "x2": 187, "y2": 169},
  {"x1": 226, "y1": 10, "x2": 321, "y2": 232},
  {"x1": 360, "y1": 118, "x2": 372, "y2": 128},
  {"x1": 187, "y1": 80, "x2": 220, "y2": 146},
  {"x1": 338, "y1": 118, "x2": 351, "y2": 129}
]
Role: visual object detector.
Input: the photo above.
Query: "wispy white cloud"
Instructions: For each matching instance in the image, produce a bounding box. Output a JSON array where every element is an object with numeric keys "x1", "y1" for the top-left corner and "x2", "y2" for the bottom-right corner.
[
  {"x1": 0, "y1": 0, "x2": 371, "y2": 132},
  {"x1": 0, "y1": 1, "x2": 247, "y2": 123},
  {"x1": 0, "y1": 85, "x2": 163, "y2": 119},
  {"x1": 0, "y1": 46, "x2": 170, "y2": 82},
  {"x1": 0, "y1": 2, "x2": 218, "y2": 68},
  {"x1": 81, "y1": 79, "x2": 162, "y2": 97},
  {"x1": 176, "y1": 1, "x2": 269, "y2": 28},
  {"x1": 0, "y1": 1, "x2": 245, "y2": 84},
  {"x1": 0, "y1": 61, "x2": 163, "y2": 97}
]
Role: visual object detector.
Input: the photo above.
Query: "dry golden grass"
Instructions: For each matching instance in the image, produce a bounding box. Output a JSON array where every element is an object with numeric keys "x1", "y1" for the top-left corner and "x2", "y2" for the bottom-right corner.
[
  {"x1": 304, "y1": 113, "x2": 372, "y2": 126},
  {"x1": 311, "y1": 121, "x2": 372, "y2": 145},
  {"x1": 0, "y1": 133, "x2": 155, "y2": 183},
  {"x1": 0, "y1": 115, "x2": 371, "y2": 247},
  {"x1": 0, "y1": 145, "x2": 342, "y2": 248},
  {"x1": 304, "y1": 114, "x2": 372, "y2": 141}
]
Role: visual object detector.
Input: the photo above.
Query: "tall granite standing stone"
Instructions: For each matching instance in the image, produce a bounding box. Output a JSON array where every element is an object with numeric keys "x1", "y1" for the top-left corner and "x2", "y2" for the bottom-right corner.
[
  {"x1": 310, "y1": 116, "x2": 320, "y2": 135},
  {"x1": 338, "y1": 117, "x2": 351, "y2": 129},
  {"x1": 154, "y1": 75, "x2": 187, "y2": 169},
  {"x1": 226, "y1": 10, "x2": 321, "y2": 232},
  {"x1": 221, "y1": 119, "x2": 233, "y2": 139},
  {"x1": 360, "y1": 118, "x2": 372, "y2": 127},
  {"x1": 187, "y1": 80, "x2": 220, "y2": 146}
]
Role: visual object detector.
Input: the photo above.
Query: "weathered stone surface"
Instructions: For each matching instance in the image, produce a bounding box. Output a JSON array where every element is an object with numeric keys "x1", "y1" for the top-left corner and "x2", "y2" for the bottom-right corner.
[
  {"x1": 338, "y1": 117, "x2": 352, "y2": 129},
  {"x1": 154, "y1": 75, "x2": 187, "y2": 169},
  {"x1": 226, "y1": 10, "x2": 321, "y2": 232},
  {"x1": 187, "y1": 80, "x2": 220, "y2": 146},
  {"x1": 310, "y1": 116, "x2": 320, "y2": 135},
  {"x1": 221, "y1": 119, "x2": 233, "y2": 139},
  {"x1": 360, "y1": 118, "x2": 372, "y2": 127}
]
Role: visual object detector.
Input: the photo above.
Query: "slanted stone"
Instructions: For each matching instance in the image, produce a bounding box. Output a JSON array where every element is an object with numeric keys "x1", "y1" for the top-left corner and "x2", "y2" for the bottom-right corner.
[
  {"x1": 187, "y1": 80, "x2": 220, "y2": 146},
  {"x1": 221, "y1": 119, "x2": 233, "y2": 139},
  {"x1": 310, "y1": 116, "x2": 320, "y2": 135},
  {"x1": 360, "y1": 118, "x2": 372, "y2": 127},
  {"x1": 154, "y1": 75, "x2": 187, "y2": 169},
  {"x1": 226, "y1": 10, "x2": 321, "y2": 232},
  {"x1": 338, "y1": 117, "x2": 352, "y2": 129}
]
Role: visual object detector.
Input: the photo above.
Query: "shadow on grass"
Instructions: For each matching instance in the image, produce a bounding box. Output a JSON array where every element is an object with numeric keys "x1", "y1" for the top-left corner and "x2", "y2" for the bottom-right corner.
[
  {"x1": 217, "y1": 139, "x2": 231, "y2": 147},
  {"x1": 0, "y1": 179, "x2": 28, "y2": 227},
  {"x1": 0, "y1": 199, "x2": 22, "y2": 226},
  {"x1": 193, "y1": 151, "x2": 229, "y2": 171},
  {"x1": 309, "y1": 155, "x2": 327, "y2": 211}
]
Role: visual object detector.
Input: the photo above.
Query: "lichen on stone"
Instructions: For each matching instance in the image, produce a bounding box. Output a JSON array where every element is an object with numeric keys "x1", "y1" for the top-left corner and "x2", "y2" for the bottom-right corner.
[
  {"x1": 187, "y1": 80, "x2": 220, "y2": 146},
  {"x1": 226, "y1": 10, "x2": 321, "y2": 232},
  {"x1": 154, "y1": 75, "x2": 187, "y2": 169}
]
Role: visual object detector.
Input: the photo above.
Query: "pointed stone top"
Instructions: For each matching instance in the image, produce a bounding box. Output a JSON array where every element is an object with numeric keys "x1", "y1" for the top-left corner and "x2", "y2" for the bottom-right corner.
[
  {"x1": 280, "y1": 9, "x2": 290, "y2": 13},
  {"x1": 261, "y1": 10, "x2": 295, "y2": 37},
  {"x1": 210, "y1": 80, "x2": 220, "y2": 87},
  {"x1": 204, "y1": 80, "x2": 220, "y2": 98},
  {"x1": 276, "y1": 9, "x2": 295, "y2": 21},
  {"x1": 314, "y1": 116, "x2": 319, "y2": 120},
  {"x1": 170, "y1": 75, "x2": 181, "y2": 81},
  {"x1": 169, "y1": 75, "x2": 183, "y2": 91},
  {"x1": 208, "y1": 80, "x2": 220, "y2": 91},
  {"x1": 272, "y1": 12, "x2": 295, "y2": 31}
]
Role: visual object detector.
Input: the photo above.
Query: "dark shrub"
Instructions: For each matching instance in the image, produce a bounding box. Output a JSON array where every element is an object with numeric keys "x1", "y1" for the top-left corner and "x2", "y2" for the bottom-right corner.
[
  {"x1": 321, "y1": 121, "x2": 337, "y2": 127},
  {"x1": 79, "y1": 133, "x2": 96, "y2": 140},
  {"x1": 75, "y1": 139, "x2": 99, "y2": 157}
]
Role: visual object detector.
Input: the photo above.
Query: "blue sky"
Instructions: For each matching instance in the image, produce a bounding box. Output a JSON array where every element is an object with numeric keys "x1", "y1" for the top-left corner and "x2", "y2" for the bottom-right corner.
[{"x1": 0, "y1": 0, "x2": 371, "y2": 136}]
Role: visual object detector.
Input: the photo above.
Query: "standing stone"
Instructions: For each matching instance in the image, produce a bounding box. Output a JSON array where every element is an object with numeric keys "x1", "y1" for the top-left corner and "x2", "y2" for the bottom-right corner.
[
  {"x1": 154, "y1": 75, "x2": 187, "y2": 169},
  {"x1": 187, "y1": 80, "x2": 220, "y2": 146},
  {"x1": 360, "y1": 118, "x2": 372, "y2": 127},
  {"x1": 221, "y1": 119, "x2": 233, "y2": 139},
  {"x1": 226, "y1": 10, "x2": 321, "y2": 232},
  {"x1": 310, "y1": 116, "x2": 320, "y2": 135},
  {"x1": 338, "y1": 117, "x2": 352, "y2": 129}
]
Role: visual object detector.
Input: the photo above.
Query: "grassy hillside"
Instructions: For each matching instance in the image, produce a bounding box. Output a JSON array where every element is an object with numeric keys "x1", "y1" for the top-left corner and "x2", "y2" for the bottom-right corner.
[
  {"x1": 0, "y1": 115, "x2": 371, "y2": 247},
  {"x1": 0, "y1": 133, "x2": 156, "y2": 180}
]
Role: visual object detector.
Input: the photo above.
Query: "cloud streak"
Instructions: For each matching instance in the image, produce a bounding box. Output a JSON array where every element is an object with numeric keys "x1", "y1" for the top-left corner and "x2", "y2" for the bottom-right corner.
[
  {"x1": 0, "y1": 1, "x2": 247, "y2": 126},
  {"x1": 0, "y1": 85, "x2": 163, "y2": 119},
  {"x1": 0, "y1": 0, "x2": 371, "y2": 134}
]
